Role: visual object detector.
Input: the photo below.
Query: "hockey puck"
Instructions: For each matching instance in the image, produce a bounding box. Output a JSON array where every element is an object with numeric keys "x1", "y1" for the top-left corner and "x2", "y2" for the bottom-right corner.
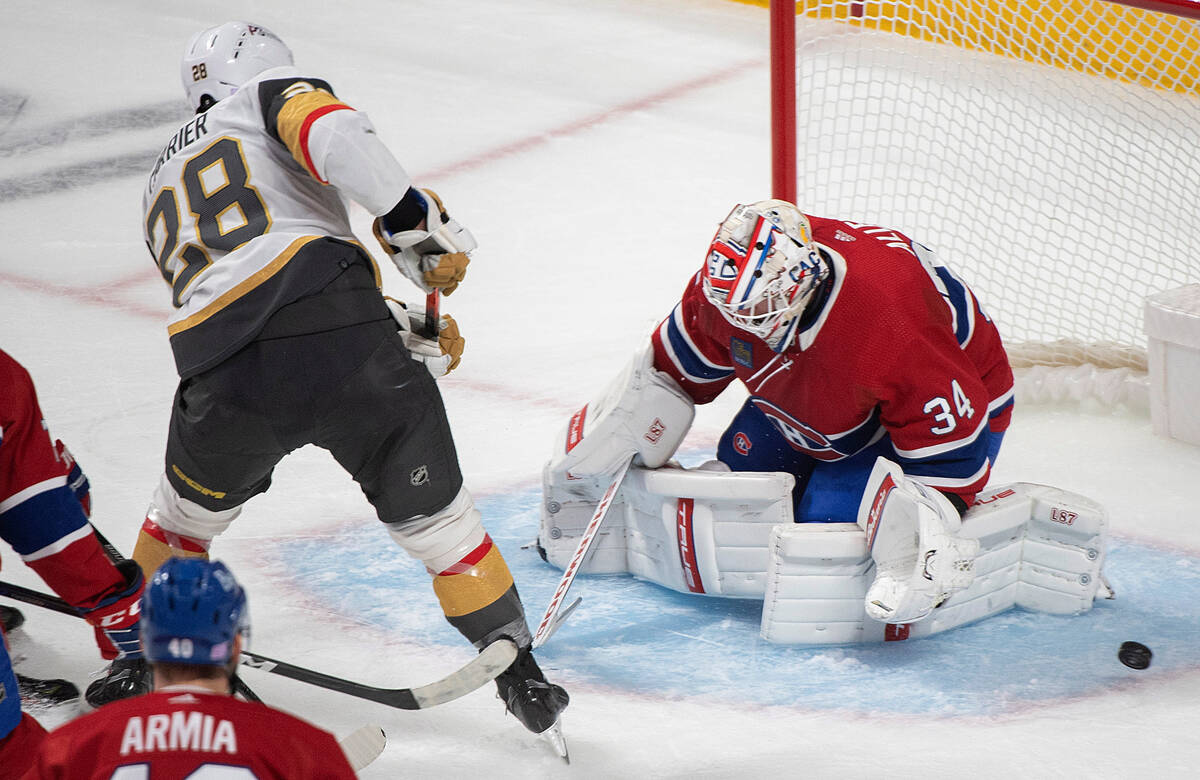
[{"x1": 1118, "y1": 641, "x2": 1152, "y2": 670}]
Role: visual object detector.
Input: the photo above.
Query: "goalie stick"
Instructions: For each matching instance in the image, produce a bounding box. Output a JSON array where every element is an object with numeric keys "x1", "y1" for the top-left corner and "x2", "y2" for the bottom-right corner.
[
  {"x1": 531, "y1": 453, "x2": 634, "y2": 649},
  {"x1": 0, "y1": 579, "x2": 517, "y2": 710}
]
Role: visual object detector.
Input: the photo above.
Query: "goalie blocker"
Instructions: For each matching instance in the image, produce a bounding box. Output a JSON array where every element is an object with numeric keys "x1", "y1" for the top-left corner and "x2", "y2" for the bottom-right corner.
[{"x1": 541, "y1": 456, "x2": 1111, "y2": 644}]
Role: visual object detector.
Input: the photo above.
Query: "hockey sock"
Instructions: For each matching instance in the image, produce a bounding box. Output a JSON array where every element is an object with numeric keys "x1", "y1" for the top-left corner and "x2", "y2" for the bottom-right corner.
[
  {"x1": 429, "y1": 535, "x2": 531, "y2": 648},
  {"x1": 131, "y1": 517, "x2": 209, "y2": 579}
]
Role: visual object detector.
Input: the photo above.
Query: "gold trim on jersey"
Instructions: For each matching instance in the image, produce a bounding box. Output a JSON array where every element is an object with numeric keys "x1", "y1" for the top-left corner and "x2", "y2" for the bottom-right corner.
[
  {"x1": 166, "y1": 235, "x2": 324, "y2": 336},
  {"x1": 275, "y1": 88, "x2": 353, "y2": 180}
]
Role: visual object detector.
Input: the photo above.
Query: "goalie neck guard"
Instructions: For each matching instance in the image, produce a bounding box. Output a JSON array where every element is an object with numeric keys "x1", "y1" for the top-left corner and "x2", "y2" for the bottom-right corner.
[{"x1": 701, "y1": 199, "x2": 827, "y2": 353}]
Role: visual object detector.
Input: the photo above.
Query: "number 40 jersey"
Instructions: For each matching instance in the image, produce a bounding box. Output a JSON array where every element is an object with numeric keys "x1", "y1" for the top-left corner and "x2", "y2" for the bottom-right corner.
[{"x1": 142, "y1": 65, "x2": 412, "y2": 379}]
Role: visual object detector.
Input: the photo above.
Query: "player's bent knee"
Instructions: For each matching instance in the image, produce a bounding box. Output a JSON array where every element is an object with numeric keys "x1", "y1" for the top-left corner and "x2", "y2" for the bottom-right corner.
[
  {"x1": 132, "y1": 474, "x2": 235, "y2": 578},
  {"x1": 387, "y1": 487, "x2": 531, "y2": 648}
]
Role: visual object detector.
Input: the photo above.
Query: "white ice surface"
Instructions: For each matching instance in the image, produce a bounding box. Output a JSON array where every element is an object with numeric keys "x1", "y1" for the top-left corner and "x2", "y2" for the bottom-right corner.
[{"x1": 2, "y1": 1, "x2": 1199, "y2": 777}]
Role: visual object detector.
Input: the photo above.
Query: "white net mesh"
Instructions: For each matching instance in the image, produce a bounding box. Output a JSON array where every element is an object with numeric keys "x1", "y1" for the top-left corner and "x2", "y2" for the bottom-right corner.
[{"x1": 789, "y1": 0, "x2": 1200, "y2": 407}]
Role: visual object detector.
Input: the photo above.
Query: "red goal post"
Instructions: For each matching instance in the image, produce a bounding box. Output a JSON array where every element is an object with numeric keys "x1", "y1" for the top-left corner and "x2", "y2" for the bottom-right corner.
[{"x1": 770, "y1": 0, "x2": 1200, "y2": 406}]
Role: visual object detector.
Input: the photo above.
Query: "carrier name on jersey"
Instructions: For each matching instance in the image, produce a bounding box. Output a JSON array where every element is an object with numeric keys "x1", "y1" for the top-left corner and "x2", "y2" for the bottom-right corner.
[
  {"x1": 148, "y1": 113, "x2": 210, "y2": 191},
  {"x1": 119, "y1": 710, "x2": 237, "y2": 756}
]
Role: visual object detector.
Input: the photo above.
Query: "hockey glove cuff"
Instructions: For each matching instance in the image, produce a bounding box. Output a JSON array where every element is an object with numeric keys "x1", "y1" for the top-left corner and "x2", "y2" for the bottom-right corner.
[
  {"x1": 373, "y1": 188, "x2": 475, "y2": 296},
  {"x1": 82, "y1": 559, "x2": 145, "y2": 660}
]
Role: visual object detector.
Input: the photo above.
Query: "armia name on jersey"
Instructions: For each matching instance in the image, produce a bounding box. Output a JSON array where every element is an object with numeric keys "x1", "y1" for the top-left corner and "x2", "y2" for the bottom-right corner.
[
  {"x1": 120, "y1": 712, "x2": 237, "y2": 756},
  {"x1": 148, "y1": 113, "x2": 209, "y2": 189}
]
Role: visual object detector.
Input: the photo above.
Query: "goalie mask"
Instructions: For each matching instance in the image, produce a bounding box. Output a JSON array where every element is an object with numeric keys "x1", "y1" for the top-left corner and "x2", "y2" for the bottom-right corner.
[
  {"x1": 181, "y1": 21, "x2": 293, "y2": 114},
  {"x1": 701, "y1": 200, "x2": 827, "y2": 353}
]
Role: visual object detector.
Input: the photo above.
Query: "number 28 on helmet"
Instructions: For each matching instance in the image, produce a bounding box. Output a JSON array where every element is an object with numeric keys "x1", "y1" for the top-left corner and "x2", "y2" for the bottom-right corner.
[{"x1": 700, "y1": 199, "x2": 828, "y2": 353}]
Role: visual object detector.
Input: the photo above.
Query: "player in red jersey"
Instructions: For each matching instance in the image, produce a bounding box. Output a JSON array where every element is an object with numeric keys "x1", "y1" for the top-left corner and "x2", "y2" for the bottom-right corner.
[
  {"x1": 545, "y1": 199, "x2": 1015, "y2": 623},
  {"x1": 28, "y1": 557, "x2": 357, "y2": 778},
  {"x1": 0, "y1": 349, "x2": 145, "y2": 699},
  {"x1": 651, "y1": 199, "x2": 1013, "y2": 521}
]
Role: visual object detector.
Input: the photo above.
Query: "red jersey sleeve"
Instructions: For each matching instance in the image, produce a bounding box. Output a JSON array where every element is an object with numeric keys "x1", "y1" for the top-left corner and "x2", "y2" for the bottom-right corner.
[{"x1": 650, "y1": 272, "x2": 738, "y2": 403}]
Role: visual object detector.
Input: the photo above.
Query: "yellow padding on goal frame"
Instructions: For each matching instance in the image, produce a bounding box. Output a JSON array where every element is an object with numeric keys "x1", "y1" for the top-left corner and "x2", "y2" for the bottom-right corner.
[{"x1": 736, "y1": 0, "x2": 1200, "y2": 95}]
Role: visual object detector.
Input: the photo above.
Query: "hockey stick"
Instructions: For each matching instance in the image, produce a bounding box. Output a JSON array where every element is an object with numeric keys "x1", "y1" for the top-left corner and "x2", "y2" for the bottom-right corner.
[
  {"x1": 339, "y1": 725, "x2": 387, "y2": 771},
  {"x1": 424, "y1": 289, "x2": 440, "y2": 340},
  {"x1": 0, "y1": 579, "x2": 517, "y2": 710},
  {"x1": 531, "y1": 453, "x2": 634, "y2": 649}
]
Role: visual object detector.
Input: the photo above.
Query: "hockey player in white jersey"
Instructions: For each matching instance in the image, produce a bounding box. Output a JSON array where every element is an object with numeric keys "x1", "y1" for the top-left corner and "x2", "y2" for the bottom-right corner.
[{"x1": 88, "y1": 22, "x2": 567, "y2": 739}]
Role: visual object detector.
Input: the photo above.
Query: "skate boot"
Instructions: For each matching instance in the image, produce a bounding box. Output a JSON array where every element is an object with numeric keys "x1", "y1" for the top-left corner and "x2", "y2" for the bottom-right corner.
[
  {"x1": 85, "y1": 657, "x2": 152, "y2": 708},
  {"x1": 494, "y1": 644, "x2": 568, "y2": 735},
  {"x1": 17, "y1": 673, "x2": 80, "y2": 710},
  {"x1": 0, "y1": 604, "x2": 25, "y2": 633}
]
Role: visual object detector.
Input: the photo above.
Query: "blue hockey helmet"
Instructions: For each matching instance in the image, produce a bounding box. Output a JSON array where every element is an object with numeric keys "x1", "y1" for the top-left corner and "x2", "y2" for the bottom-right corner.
[{"x1": 142, "y1": 558, "x2": 250, "y2": 665}]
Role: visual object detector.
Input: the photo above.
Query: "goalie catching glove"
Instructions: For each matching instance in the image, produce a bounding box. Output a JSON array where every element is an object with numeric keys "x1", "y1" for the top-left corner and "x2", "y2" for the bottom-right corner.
[
  {"x1": 857, "y1": 457, "x2": 979, "y2": 624},
  {"x1": 374, "y1": 188, "x2": 475, "y2": 295},
  {"x1": 385, "y1": 297, "x2": 464, "y2": 377}
]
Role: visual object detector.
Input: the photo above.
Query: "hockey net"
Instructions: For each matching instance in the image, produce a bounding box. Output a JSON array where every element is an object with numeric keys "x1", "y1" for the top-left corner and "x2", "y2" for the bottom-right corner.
[{"x1": 773, "y1": 0, "x2": 1200, "y2": 409}]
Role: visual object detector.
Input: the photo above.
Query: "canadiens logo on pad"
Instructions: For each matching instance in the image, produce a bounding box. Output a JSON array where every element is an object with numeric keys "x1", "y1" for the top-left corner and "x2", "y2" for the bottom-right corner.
[{"x1": 731, "y1": 338, "x2": 754, "y2": 369}]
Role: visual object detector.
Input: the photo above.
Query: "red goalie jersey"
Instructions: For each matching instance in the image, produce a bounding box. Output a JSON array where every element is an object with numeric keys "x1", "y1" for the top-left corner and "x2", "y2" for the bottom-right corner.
[
  {"x1": 651, "y1": 215, "x2": 1014, "y2": 506},
  {"x1": 28, "y1": 687, "x2": 356, "y2": 779}
]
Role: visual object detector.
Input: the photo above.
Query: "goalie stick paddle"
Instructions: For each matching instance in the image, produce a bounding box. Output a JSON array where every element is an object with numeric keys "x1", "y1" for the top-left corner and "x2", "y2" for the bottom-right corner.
[
  {"x1": 531, "y1": 453, "x2": 634, "y2": 649},
  {"x1": 0, "y1": 579, "x2": 517, "y2": 710}
]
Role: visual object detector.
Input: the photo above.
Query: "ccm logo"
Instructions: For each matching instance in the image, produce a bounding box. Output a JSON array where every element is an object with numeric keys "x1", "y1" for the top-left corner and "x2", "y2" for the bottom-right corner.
[
  {"x1": 98, "y1": 601, "x2": 141, "y2": 627},
  {"x1": 1050, "y1": 507, "x2": 1077, "y2": 525}
]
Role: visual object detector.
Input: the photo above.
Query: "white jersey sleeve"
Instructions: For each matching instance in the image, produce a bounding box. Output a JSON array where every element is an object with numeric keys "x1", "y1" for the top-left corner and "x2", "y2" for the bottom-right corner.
[{"x1": 141, "y1": 65, "x2": 401, "y2": 377}]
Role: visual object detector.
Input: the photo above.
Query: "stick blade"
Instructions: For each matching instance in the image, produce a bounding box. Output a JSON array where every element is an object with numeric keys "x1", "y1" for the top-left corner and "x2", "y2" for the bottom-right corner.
[
  {"x1": 339, "y1": 725, "x2": 387, "y2": 771},
  {"x1": 408, "y1": 637, "x2": 518, "y2": 708}
]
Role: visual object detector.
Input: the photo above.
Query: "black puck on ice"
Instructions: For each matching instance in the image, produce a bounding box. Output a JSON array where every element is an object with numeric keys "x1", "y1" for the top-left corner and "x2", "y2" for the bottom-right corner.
[{"x1": 1118, "y1": 641, "x2": 1152, "y2": 670}]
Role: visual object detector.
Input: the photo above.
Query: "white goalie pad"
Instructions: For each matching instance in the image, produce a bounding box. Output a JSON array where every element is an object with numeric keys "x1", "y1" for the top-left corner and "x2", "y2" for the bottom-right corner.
[
  {"x1": 857, "y1": 458, "x2": 979, "y2": 624},
  {"x1": 547, "y1": 347, "x2": 696, "y2": 478},
  {"x1": 761, "y1": 481, "x2": 1111, "y2": 644},
  {"x1": 540, "y1": 463, "x2": 794, "y2": 597}
]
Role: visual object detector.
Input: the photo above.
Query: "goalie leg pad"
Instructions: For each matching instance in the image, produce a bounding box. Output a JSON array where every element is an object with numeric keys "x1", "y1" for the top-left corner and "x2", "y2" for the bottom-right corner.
[
  {"x1": 760, "y1": 481, "x2": 1110, "y2": 644},
  {"x1": 857, "y1": 457, "x2": 979, "y2": 624},
  {"x1": 540, "y1": 463, "x2": 794, "y2": 597},
  {"x1": 1016, "y1": 484, "x2": 1108, "y2": 613}
]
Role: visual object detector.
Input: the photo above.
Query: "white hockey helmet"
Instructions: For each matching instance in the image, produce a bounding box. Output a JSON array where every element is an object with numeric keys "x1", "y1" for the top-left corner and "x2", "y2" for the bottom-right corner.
[
  {"x1": 181, "y1": 22, "x2": 293, "y2": 113},
  {"x1": 701, "y1": 199, "x2": 828, "y2": 352}
]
